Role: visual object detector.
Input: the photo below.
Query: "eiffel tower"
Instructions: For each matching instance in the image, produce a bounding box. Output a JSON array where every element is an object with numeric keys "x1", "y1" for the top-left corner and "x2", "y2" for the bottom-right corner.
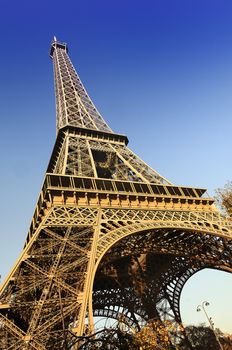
[{"x1": 0, "y1": 38, "x2": 231, "y2": 349}]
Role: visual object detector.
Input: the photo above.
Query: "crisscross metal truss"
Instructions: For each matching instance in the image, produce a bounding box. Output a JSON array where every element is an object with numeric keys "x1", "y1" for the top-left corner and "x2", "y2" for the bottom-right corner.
[
  {"x1": 0, "y1": 223, "x2": 94, "y2": 349},
  {"x1": 44, "y1": 206, "x2": 98, "y2": 226},
  {"x1": 50, "y1": 39, "x2": 170, "y2": 185},
  {"x1": 92, "y1": 222, "x2": 231, "y2": 345},
  {"x1": 97, "y1": 208, "x2": 232, "y2": 256},
  {"x1": 51, "y1": 132, "x2": 170, "y2": 184},
  {"x1": 52, "y1": 43, "x2": 112, "y2": 133},
  {"x1": 1, "y1": 39, "x2": 231, "y2": 349},
  {"x1": 0, "y1": 204, "x2": 231, "y2": 349}
]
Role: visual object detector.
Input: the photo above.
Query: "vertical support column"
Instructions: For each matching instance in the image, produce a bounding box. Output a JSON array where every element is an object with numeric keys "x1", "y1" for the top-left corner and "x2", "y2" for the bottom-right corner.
[
  {"x1": 74, "y1": 209, "x2": 102, "y2": 340},
  {"x1": 62, "y1": 133, "x2": 69, "y2": 175},
  {"x1": 86, "y1": 140, "x2": 98, "y2": 178}
]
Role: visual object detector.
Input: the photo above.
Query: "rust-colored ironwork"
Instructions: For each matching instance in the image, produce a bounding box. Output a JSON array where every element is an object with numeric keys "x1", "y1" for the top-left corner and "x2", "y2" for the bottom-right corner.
[{"x1": 0, "y1": 38, "x2": 231, "y2": 349}]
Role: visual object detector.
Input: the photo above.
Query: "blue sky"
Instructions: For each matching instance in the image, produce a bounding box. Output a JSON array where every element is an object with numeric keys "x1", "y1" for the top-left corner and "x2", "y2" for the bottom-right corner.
[{"x1": 0, "y1": 0, "x2": 231, "y2": 333}]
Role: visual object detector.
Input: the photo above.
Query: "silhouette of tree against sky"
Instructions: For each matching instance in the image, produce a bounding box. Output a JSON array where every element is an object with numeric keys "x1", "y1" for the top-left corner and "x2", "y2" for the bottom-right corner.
[{"x1": 215, "y1": 181, "x2": 232, "y2": 217}]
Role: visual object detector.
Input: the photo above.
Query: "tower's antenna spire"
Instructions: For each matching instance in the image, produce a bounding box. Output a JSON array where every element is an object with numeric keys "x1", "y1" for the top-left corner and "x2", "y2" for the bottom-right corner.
[{"x1": 49, "y1": 37, "x2": 68, "y2": 58}]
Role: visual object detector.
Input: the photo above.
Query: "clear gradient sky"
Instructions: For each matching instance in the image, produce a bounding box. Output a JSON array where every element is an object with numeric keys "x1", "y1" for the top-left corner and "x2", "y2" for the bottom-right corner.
[{"x1": 0, "y1": 0, "x2": 231, "y2": 333}]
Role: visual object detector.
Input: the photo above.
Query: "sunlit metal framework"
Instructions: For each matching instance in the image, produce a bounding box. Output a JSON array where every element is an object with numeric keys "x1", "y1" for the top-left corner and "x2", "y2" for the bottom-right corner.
[{"x1": 0, "y1": 38, "x2": 231, "y2": 349}]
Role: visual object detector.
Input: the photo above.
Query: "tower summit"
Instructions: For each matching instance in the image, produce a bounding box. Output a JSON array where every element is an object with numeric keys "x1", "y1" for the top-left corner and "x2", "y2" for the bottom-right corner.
[
  {"x1": 0, "y1": 39, "x2": 231, "y2": 349},
  {"x1": 50, "y1": 37, "x2": 112, "y2": 134}
]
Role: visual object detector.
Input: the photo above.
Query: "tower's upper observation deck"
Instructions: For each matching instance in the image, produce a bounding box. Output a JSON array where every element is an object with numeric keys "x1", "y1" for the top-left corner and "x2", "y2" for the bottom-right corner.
[{"x1": 49, "y1": 37, "x2": 68, "y2": 58}]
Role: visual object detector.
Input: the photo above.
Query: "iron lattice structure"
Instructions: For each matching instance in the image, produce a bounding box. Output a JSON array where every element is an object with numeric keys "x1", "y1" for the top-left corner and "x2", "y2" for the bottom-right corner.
[{"x1": 0, "y1": 39, "x2": 231, "y2": 350}]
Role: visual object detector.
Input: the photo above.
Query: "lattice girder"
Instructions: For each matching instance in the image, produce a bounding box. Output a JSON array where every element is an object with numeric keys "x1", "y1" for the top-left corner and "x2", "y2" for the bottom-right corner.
[
  {"x1": 47, "y1": 128, "x2": 170, "y2": 184},
  {"x1": 1, "y1": 39, "x2": 232, "y2": 349},
  {"x1": 0, "y1": 217, "x2": 96, "y2": 349},
  {"x1": 1, "y1": 200, "x2": 231, "y2": 349},
  {"x1": 96, "y1": 208, "x2": 232, "y2": 258},
  {"x1": 90, "y1": 221, "x2": 231, "y2": 346},
  {"x1": 51, "y1": 41, "x2": 112, "y2": 133},
  {"x1": 93, "y1": 225, "x2": 231, "y2": 311},
  {"x1": 47, "y1": 39, "x2": 171, "y2": 184}
]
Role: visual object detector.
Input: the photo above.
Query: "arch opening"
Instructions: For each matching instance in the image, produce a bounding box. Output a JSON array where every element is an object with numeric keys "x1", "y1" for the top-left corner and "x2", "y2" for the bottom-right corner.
[
  {"x1": 180, "y1": 268, "x2": 232, "y2": 334},
  {"x1": 90, "y1": 226, "x2": 231, "y2": 347}
]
